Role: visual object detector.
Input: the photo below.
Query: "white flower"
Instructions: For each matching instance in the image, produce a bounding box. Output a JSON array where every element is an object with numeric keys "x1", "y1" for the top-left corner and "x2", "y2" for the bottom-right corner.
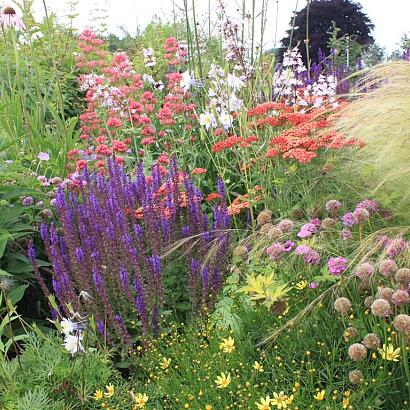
[
  {"x1": 219, "y1": 111, "x2": 233, "y2": 129},
  {"x1": 227, "y1": 73, "x2": 245, "y2": 92},
  {"x1": 60, "y1": 318, "x2": 75, "y2": 335},
  {"x1": 63, "y1": 334, "x2": 84, "y2": 355},
  {"x1": 199, "y1": 112, "x2": 216, "y2": 130},
  {"x1": 180, "y1": 70, "x2": 195, "y2": 93}
]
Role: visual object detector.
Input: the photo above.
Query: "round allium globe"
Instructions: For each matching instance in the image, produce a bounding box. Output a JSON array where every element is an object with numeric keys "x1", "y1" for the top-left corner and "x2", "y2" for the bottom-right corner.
[
  {"x1": 325, "y1": 199, "x2": 342, "y2": 216},
  {"x1": 344, "y1": 326, "x2": 358, "y2": 340},
  {"x1": 334, "y1": 297, "x2": 352, "y2": 315},
  {"x1": 364, "y1": 296, "x2": 373, "y2": 308},
  {"x1": 391, "y1": 290, "x2": 410, "y2": 306},
  {"x1": 278, "y1": 219, "x2": 294, "y2": 232},
  {"x1": 257, "y1": 209, "x2": 272, "y2": 226},
  {"x1": 233, "y1": 245, "x2": 248, "y2": 258},
  {"x1": 362, "y1": 333, "x2": 380, "y2": 350},
  {"x1": 342, "y1": 212, "x2": 357, "y2": 227},
  {"x1": 267, "y1": 226, "x2": 283, "y2": 241},
  {"x1": 348, "y1": 343, "x2": 367, "y2": 362},
  {"x1": 266, "y1": 243, "x2": 285, "y2": 261},
  {"x1": 353, "y1": 207, "x2": 370, "y2": 224},
  {"x1": 295, "y1": 245, "x2": 311, "y2": 255},
  {"x1": 358, "y1": 278, "x2": 371, "y2": 294},
  {"x1": 321, "y1": 217, "x2": 336, "y2": 229},
  {"x1": 385, "y1": 238, "x2": 407, "y2": 258},
  {"x1": 371, "y1": 299, "x2": 392, "y2": 317},
  {"x1": 304, "y1": 250, "x2": 321, "y2": 265},
  {"x1": 348, "y1": 370, "x2": 363, "y2": 384},
  {"x1": 297, "y1": 223, "x2": 318, "y2": 239},
  {"x1": 395, "y1": 268, "x2": 410, "y2": 285},
  {"x1": 379, "y1": 259, "x2": 398, "y2": 277},
  {"x1": 340, "y1": 229, "x2": 353, "y2": 241},
  {"x1": 328, "y1": 257, "x2": 348, "y2": 275},
  {"x1": 392, "y1": 314, "x2": 410, "y2": 333},
  {"x1": 355, "y1": 262, "x2": 374, "y2": 279},
  {"x1": 260, "y1": 223, "x2": 274, "y2": 234},
  {"x1": 375, "y1": 287, "x2": 394, "y2": 302}
]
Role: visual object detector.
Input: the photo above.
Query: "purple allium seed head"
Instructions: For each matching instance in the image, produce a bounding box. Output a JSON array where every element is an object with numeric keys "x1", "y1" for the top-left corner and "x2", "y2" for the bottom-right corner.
[
  {"x1": 278, "y1": 219, "x2": 294, "y2": 232},
  {"x1": 256, "y1": 209, "x2": 272, "y2": 226},
  {"x1": 395, "y1": 268, "x2": 410, "y2": 285},
  {"x1": 391, "y1": 290, "x2": 410, "y2": 306},
  {"x1": 266, "y1": 242, "x2": 285, "y2": 261},
  {"x1": 356, "y1": 199, "x2": 379, "y2": 214},
  {"x1": 233, "y1": 245, "x2": 248, "y2": 258},
  {"x1": 362, "y1": 333, "x2": 380, "y2": 350},
  {"x1": 355, "y1": 262, "x2": 374, "y2": 279},
  {"x1": 267, "y1": 226, "x2": 283, "y2": 241},
  {"x1": 344, "y1": 326, "x2": 359, "y2": 340},
  {"x1": 371, "y1": 298, "x2": 392, "y2": 317},
  {"x1": 364, "y1": 296, "x2": 373, "y2": 308},
  {"x1": 379, "y1": 259, "x2": 398, "y2": 277},
  {"x1": 385, "y1": 238, "x2": 407, "y2": 258},
  {"x1": 304, "y1": 250, "x2": 321, "y2": 265},
  {"x1": 348, "y1": 343, "x2": 367, "y2": 362},
  {"x1": 375, "y1": 287, "x2": 395, "y2": 302},
  {"x1": 392, "y1": 314, "x2": 410, "y2": 333},
  {"x1": 321, "y1": 217, "x2": 336, "y2": 229},
  {"x1": 353, "y1": 207, "x2": 370, "y2": 224},
  {"x1": 342, "y1": 212, "x2": 357, "y2": 227},
  {"x1": 325, "y1": 199, "x2": 342, "y2": 215},
  {"x1": 334, "y1": 297, "x2": 352, "y2": 315},
  {"x1": 260, "y1": 223, "x2": 274, "y2": 234},
  {"x1": 328, "y1": 257, "x2": 348, "y2": 275},
  {"x1": 348, "y1": 370, "x2": 363, "y2": 384}
]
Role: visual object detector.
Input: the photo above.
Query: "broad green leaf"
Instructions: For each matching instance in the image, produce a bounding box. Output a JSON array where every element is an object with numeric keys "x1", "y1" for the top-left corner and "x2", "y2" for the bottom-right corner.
[{"x1": 8, "y1": 284, "x2": 29, "y2": 305}]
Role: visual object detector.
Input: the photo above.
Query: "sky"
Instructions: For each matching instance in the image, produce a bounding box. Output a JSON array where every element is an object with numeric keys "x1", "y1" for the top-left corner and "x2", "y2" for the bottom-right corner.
[{"x1": 8, "y1": 0, "x2": 410, "y2": 53}]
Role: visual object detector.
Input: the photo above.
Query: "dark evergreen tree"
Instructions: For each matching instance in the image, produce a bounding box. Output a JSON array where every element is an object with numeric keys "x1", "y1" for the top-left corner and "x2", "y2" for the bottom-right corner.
[{"x1": 281, "y1": 0, "x2": 374, "y2": 63}]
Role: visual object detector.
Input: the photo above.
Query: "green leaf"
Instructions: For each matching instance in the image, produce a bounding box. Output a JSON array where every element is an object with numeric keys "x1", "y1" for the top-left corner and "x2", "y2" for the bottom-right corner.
[{"x1": 8, "y1": 284, "x2": 29, "y2": 305}]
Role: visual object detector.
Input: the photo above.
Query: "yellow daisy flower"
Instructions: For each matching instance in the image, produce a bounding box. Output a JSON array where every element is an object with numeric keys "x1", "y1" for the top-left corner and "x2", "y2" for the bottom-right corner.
[
  {"x1": 104, "y1": 383, "x2": 114, "y2": 398},
  {"x1": 314, "y1": 390, "x2": 325, "y2": 401},
  {"x1": 342, "y1": 397, "x2": 349, "y2": 409},
  {"x1": 134, "y1": 393, "x2": 149, "y2": 408},
  {"x1": 253, "y1": 361, "x2": 264, "y2": 372},
  {"x1": 214, "y1": 372, "x2": 231, "y2": 388},
  {"x1": 94, "y1": 389, "x2": 103, "y2": 401},
  {"x1": 295, "y1": 280, "x2": 308, "y2": 290},
  {"x1": 271, "y1": 391, "x2": 291, "y2": 409},
  {"x1": 219, "y1": 336, "x2": 235, "y2": 353},
  {"x1": 256, "y1": 395, "x2": 272, "y2": 410},
  {"x1": 379, "y1": 343, "x2": 400, "y2": 361},
  {"x1": 160, "y1": 357, "x2": 171, "y2": 369}
]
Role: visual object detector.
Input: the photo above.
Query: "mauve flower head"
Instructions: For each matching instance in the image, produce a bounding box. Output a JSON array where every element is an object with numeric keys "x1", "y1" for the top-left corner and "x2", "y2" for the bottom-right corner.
[
  {"x1": 297, "y1": 223, "x2": 318, "y2": 238},
  {"x1": 356, "y1": 199, "x2": 379, "y2": 214},
  {"x1": 325, "y1": 199, "x2": 342, "y2": 215},
  {"x1": 342, "y1": 212, "x2": 357, "y2": 227},
  {"x1": 266, "y1": 242, "x2": 285, "y2": 261},
  {"x1": 309, "y1": 282, "x2": 318, "y2": 289},
  {"x1": 309, "y1": 218, "x2": 321, "y2": 227},
  {"x1": 22, "y1": 196, "x2": 33, "y2": 206},
  {"x1": 295, "y1": 244, "x2": 311, "y2": 255},
  {"x1": 385, "y1": 238, "x2": 407, "y2": 258},
  {"x1": 37, "y1": 152, "x2": 50, "y2": 161},
  {"x1": 328, "y1": 256, "x2": 348, "y2": 275},
  {"x1": 355, "y1": 262, "x2": 374, "y2": 279},
  {"x1": 340, "y1": 229, "x2": 352, "y2": 241},
  {"x1": 304, "y1": 250, "x2": 321, "y2": 265},
  {"x1": 283, "y1": 240, "x2": 295, "y2": 252},
  {"x1": 379, "y1": 259, "x2": 398, "y2": 277}
]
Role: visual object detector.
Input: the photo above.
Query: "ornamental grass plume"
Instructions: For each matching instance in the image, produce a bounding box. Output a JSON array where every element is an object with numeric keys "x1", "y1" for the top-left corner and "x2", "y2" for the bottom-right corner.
[
  {"x1": 334, "y1": 61, "x2": 410, "y2": 222},
  {"x1": 29, "y1": 159, "x2": 231, "y2": 344}
]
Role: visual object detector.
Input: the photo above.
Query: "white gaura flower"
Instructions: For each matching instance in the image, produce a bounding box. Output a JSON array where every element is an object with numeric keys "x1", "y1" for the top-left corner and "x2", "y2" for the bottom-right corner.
[
  {"x1": 60, "y1": 318, "x2": 75, "y2": 335},
  {"x1": 199, "y1": 112, "x2": 216, "y2": 130},
  {"x1": 218, "y1": 111, "x2": 233, "y2": 130},
  {"x1": 227, "y1": 73, "x2": 245, "y2": 92},
  {"x1": 63, "y1": 334, "x2": 85, "y2": 356}
]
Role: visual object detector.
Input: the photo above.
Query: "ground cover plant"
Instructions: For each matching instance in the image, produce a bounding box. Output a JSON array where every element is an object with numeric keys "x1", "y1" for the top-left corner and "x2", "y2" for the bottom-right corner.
[{"x1": 0, "y1": 1, "x2": 409, "y2": 409}]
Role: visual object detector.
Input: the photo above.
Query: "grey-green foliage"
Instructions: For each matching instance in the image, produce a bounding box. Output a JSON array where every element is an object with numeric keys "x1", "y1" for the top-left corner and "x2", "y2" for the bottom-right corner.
[{"x1": 0, "y1": 332, "x2": 119, "y2": 408}]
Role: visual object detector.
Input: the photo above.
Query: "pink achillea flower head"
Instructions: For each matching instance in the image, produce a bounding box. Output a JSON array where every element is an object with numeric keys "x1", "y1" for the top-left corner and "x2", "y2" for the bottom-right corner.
[
  {"x1": 0, "y1": 6, "x2": 25, "y2": 30},
  {"x1": 328, "y1": 256, "x2": 348, "y2": 275}
]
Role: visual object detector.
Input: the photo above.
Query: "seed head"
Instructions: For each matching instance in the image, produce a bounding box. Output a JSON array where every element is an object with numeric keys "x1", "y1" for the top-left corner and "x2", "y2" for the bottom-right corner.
[
  {"x1": 371, "y1": 298, "x2": 392, "y2": 317},
  {"x1": 334, "y1": 297, "x2": 352, "y2": 316},
  {"x1": 392, "y1": 314, "x2": 410, "y2": 333},
  {"x1": 362, "y1": 333, "x2": 380, "y2": 350},
  {"x1": 348, "y1": 343, "x2": 367, "y2": 361}
]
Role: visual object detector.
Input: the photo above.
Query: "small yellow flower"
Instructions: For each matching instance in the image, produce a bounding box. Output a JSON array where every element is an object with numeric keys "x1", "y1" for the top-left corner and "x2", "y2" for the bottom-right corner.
[
  {"x1": 253, "y1": 361, "x2": 264, "y2": 372},
  {"x1": 104, "y1": 384, "x2": 114, "y2": 398},
  {"x1": 314, "y1": 390, "x2": 326, "y2": 401},
  {"x1": 271, "y1": 391, "x2": 291, "y2": 409},
  {"x1": 379, "y1": 343, "x2": 400, "y2": 361},
  {"x1": 219, "y1": 336, "x2": 235, "y2": 353},
  {"x1": 215, "y1": 372, "x2": 231, "y2": 388},
  {"x1": 205, "y1": 405, "x2": 213, "y2": 410},
  {"x1": 160, "y1": 357, "x2": 171, "y2": 369},
  {"x1": 94, "y1": 389, "x2": 103, "y2": 401},
  {"x1": 342, "y1": 397, "x2": 349, "y2": 408},
  {"x1": 134, "y1": 393, "x2": 149, "y2": 408},
  {"x1": 295, "y1": 280, "x2": 308, "y2": 290},
  {"x1": 256, "y1": 395, "x2": 272, "y2": 410}
]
